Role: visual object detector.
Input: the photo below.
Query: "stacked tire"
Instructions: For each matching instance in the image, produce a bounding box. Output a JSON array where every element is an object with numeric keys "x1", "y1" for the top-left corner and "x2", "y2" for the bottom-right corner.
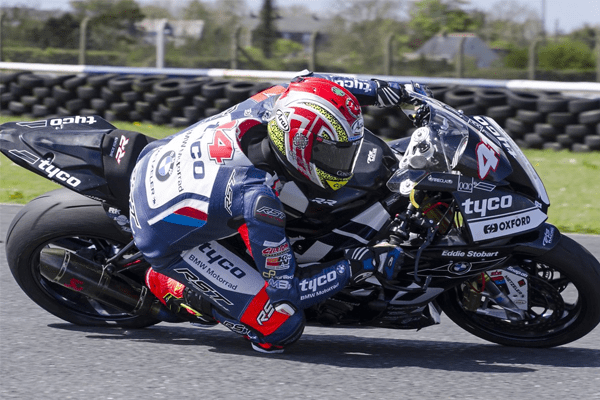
[
  {"x1": 363, "y1": 105, "x2": 414, "y2": 139},
  {"x1": 1, "y1": 72, "x2": 599, "y2": 152},
  {"x1": 441, "y1": 86, "x2": 600, "y2": 152},
  {"x1": 1, "y1": 72, "x2": 82, "y2": 118},
  {"x1": 503, "y1": 93, "x2": 600, "y2": 151}
]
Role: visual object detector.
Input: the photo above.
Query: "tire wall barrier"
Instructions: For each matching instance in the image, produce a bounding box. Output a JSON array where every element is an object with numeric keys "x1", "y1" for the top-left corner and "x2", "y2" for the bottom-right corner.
[{"x1": 1, "y1": 72, "x2": 599, "y2": 152}]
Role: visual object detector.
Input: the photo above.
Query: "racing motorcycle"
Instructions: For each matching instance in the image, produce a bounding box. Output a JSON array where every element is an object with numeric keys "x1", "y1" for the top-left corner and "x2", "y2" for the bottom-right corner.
[{"x1": 2, "y1": 82, "x2": 599, "y2": 348}]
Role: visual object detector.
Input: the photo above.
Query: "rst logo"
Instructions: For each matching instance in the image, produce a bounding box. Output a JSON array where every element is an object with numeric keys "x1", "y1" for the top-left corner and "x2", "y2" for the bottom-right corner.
[
  {"x1": 257, "y1": 300, "x2": 275, "y2": 326},
  {"x1": 224, "y1": 170, "x2": 235, "y2": 215},
  {"x1": 462, "y1": 195, "x2": 512, "y2": 217},
  {"x1": 174, "y1": 268, "x2": 234, "y2": 307},
  {"x1": 256, "y1": 206, "x2": 285, "y2": 221},
  {"x1": 8, "y1": 150, "x2": 81, "y2": 187},
  {"x1": 222, "y1": 321, "x2": 250, "y2": 335}
]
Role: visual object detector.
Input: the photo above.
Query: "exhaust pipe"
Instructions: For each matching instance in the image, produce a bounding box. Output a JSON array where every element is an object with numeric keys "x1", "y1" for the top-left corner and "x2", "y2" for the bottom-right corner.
[
  {"x1": 38, "y1": 248, "x2": 184, "y2": 322},
  {"x1": 40, "y1": 248, "x2": 150, "y2": 313}
]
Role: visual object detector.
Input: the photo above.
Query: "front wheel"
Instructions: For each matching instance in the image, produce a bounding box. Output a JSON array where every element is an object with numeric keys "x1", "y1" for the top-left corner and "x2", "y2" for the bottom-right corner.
[
  {"x1": 5, "y1": 189, "x2": 160, "y2": 328},
  {"x1": 440, "y1": 235, "x2": 600, "y2": 347}
]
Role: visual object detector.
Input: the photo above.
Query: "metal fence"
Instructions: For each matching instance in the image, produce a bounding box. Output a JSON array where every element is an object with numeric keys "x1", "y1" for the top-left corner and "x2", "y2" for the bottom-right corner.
[{"x1": 1, "y1": 14, "x2": 599, "y2": 82}]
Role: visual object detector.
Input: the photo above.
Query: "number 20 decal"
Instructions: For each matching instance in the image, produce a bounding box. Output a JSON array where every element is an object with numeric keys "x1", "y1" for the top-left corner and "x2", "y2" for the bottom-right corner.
[{"x1": 476, "y1": 141, "x2": 499, "y2": 180}]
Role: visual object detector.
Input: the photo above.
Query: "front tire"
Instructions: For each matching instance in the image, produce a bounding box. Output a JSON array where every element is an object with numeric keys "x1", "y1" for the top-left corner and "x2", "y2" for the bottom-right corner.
[
  {"x1": 440, "y1": 235, "x2": 600, "y2": 347},
  {"x1": 5, "y1": 189, "x2": 160, "y2": 328}
]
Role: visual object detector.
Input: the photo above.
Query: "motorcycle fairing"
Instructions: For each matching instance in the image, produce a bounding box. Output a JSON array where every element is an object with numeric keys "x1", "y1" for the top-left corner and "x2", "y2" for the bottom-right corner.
[
  {"x1": 461, "y1": 115, "x2": 550, "y2": 207},
  {"x1": 453, "y1": 188, "x2": 548, "y2": 242},
  {"x1": 1, "y1": 124, "x2": 108, "y2": 194},
  {"x1": 0, "y1": 116, "x2": 154, "y2": 210},
  {"x1": 292, "y1": 201, "x2": 392, "y2": 263}
]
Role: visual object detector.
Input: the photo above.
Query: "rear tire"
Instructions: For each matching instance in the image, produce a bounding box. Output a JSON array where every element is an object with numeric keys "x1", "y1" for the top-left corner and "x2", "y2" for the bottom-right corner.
[
  {"x1": 440, "y1": 235, "x2": 600, "y2": 347},
  {"x1": 5, "y1": 189, "x2": 160, "y2": 328}
]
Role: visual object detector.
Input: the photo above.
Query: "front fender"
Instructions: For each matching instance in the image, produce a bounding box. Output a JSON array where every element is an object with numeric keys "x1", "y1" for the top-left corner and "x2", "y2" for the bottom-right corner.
[{"x1": 513, "y1": 223, "x2": 561, "y2": 257}]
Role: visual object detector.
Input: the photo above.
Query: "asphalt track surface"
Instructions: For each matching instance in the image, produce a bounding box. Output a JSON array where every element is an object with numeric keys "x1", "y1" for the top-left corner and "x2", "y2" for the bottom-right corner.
[{"x1": 1, "y1": 203, "x2": 599, "y2": 400}]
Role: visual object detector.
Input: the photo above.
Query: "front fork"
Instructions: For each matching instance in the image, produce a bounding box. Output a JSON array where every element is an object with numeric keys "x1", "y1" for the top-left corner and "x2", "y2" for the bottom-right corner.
[{"x1": 462, "y1": 268, "x2": 530, "y2": 321}]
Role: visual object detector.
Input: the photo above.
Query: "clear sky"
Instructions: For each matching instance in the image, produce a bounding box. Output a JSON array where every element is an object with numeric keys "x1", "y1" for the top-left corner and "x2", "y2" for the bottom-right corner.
[{"x1": 1, "y1": 0, "x2": 599, "y2": 34}]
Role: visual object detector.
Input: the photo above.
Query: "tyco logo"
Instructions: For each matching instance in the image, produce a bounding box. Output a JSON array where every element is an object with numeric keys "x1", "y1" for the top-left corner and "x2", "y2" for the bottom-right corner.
[
  {"x1": 9, "y1": 150, "x2": 82, "y2": 187},
  {"x1": 462, "y1": 195, "x2": 512, "y2": 217},
  {"x1": 17, "y1": 115, "x2": 97, "y2": 129},
  {"x1": 299, "y1": 269, "x2": 337, "y2": 292}
]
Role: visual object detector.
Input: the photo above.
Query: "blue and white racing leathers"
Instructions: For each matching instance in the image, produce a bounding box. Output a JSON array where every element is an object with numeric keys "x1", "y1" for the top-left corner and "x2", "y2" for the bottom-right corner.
[{"x1": 129, "y1": 75, "x2": 395, "y2": 346}]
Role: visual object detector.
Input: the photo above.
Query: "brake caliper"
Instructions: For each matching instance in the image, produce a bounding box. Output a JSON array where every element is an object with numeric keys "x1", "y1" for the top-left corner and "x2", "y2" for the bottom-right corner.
[{"x1": 486, "y1": 266, "x2": 529, "y2": 311}]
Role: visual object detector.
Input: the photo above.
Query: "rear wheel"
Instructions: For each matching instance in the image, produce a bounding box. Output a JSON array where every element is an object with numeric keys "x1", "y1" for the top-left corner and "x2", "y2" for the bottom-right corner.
[
  {"x1": 5, "y1": 189, "x2": 160, "y2": 328},
  {"x1": 440, "y1": 235, "x2": 600, "y2": 347}
]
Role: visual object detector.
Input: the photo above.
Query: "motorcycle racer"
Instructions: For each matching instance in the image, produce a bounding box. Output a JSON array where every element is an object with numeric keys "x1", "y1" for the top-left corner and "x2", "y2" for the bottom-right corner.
[{"x1": 130, "y1": 72, "x2": 408, "y2": 353}]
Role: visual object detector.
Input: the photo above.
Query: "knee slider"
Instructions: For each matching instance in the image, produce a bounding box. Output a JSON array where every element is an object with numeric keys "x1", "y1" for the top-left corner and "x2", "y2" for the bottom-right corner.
[
  {"x1": 261, "y1": 311, "x2": 305, "y2": 347},
  {"x1": 253, "y1": 194, "x2": 286, "y2": 227}
]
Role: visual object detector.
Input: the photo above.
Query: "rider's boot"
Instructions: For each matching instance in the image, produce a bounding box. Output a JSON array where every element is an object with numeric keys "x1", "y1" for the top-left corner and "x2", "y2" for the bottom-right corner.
[
  {"x1": 210, "y1": 307, "x2": 304, "y2": 354},
  {"x1": 145, "y1": 268, "x2": 217, "y2": 326}
]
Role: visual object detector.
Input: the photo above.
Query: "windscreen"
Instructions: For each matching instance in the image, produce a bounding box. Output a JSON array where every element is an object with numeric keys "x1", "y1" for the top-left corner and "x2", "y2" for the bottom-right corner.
[{"x1": 389, "y1": 96, "x2": 469, "y2": 195}]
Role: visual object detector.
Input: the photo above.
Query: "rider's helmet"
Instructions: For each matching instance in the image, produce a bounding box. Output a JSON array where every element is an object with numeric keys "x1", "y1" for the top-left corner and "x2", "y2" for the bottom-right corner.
[{"x1": 267, "y1": 77, "x2": 364, "y2": 191}]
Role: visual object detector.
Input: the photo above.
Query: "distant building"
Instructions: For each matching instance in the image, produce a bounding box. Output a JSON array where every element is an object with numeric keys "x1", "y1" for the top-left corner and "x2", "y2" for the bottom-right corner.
[
  {"x1": 136, "y1": 19, "x2": 205, "y2": 47},
  {"x1": 407, "y1": 33, "x2": 499, "y2": 68},
  {"x1": 241, "y1": 10, "x2": 331, "y2": 49}
]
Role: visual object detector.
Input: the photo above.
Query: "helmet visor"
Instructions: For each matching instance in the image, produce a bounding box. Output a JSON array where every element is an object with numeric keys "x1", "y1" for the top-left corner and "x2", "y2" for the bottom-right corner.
[{"x1": 311, "y1": 137, "x2": 361, "y2": 176}]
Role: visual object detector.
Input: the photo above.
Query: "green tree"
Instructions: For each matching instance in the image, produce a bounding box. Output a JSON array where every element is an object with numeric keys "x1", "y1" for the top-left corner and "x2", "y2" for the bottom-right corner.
[
  {"x1": 2, "y1": 7, "x2": 47, "y2": 47},
  {"x1": 180, "y1": 0, "x2": 241, "y2": 60},
  {"x1": 253, "y1": 0, "x2": 277, "y2": 59},
  {"x1": 39, "y1": 13, "x2": 80, "y2": 49},
  {"x1": 408, "y1": 0, "x2": 483, "y2": 49},
  {"x1": 323, "y1": 0, "x2": 406, "y2": 74},
  {"x1": 140, "y1": 4, "x2": 172, "y2": 19},
  {"x1": 2, "y1": 8, "x2": 80, "y2": 49},
  {"x1": 569, "y1": 25, "x2": 597, "y2": 51},
  {"x1": 69, "y1": 0, "x2": 145, "y2": 50},
  {"x1": 538, "y1": 39, "x2": 595, "y2": 70},
  {"x1": 503, "y1": 44, "x2": 528, "y2": 69},
  {"x1": 183, "y1": 0, "x2": 212, "y2": 19},
  {"x1": 474, "y1": 1, "x2": 540, "y2": 47}
]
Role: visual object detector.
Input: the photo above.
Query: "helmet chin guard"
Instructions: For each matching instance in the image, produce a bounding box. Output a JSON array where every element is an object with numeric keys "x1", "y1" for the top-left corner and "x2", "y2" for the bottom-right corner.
[{"x1": 267, "y1": 77, "x2": 364, "y2": 191}]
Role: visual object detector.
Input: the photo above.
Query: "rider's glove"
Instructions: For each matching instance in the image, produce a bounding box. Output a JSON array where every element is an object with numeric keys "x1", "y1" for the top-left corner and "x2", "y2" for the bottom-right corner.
[
  {"x1": 372, "y1": 79, "x2": 408, "y2": 108},
  {"x1": 345, "y1": 243, "x2": 404, "y2": 284}
]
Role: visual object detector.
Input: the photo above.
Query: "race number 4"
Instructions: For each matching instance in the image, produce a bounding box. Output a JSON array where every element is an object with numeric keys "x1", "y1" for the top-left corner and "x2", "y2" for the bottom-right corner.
[
  {"x1": 476, "y1": 141, "x2": 499, "y2": 180},
  {"x1": 208, "y1": 130, "x2": 234, "y2": 164}
]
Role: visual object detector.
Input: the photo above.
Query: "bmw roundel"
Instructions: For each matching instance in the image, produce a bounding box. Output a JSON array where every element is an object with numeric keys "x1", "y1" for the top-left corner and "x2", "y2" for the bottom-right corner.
[
  {"x1": 449, "y1": 262, "x2": 472, "y2": 275},
  {"x1": 156, "y1": 150, "x2": 176, "y2": 181}
]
